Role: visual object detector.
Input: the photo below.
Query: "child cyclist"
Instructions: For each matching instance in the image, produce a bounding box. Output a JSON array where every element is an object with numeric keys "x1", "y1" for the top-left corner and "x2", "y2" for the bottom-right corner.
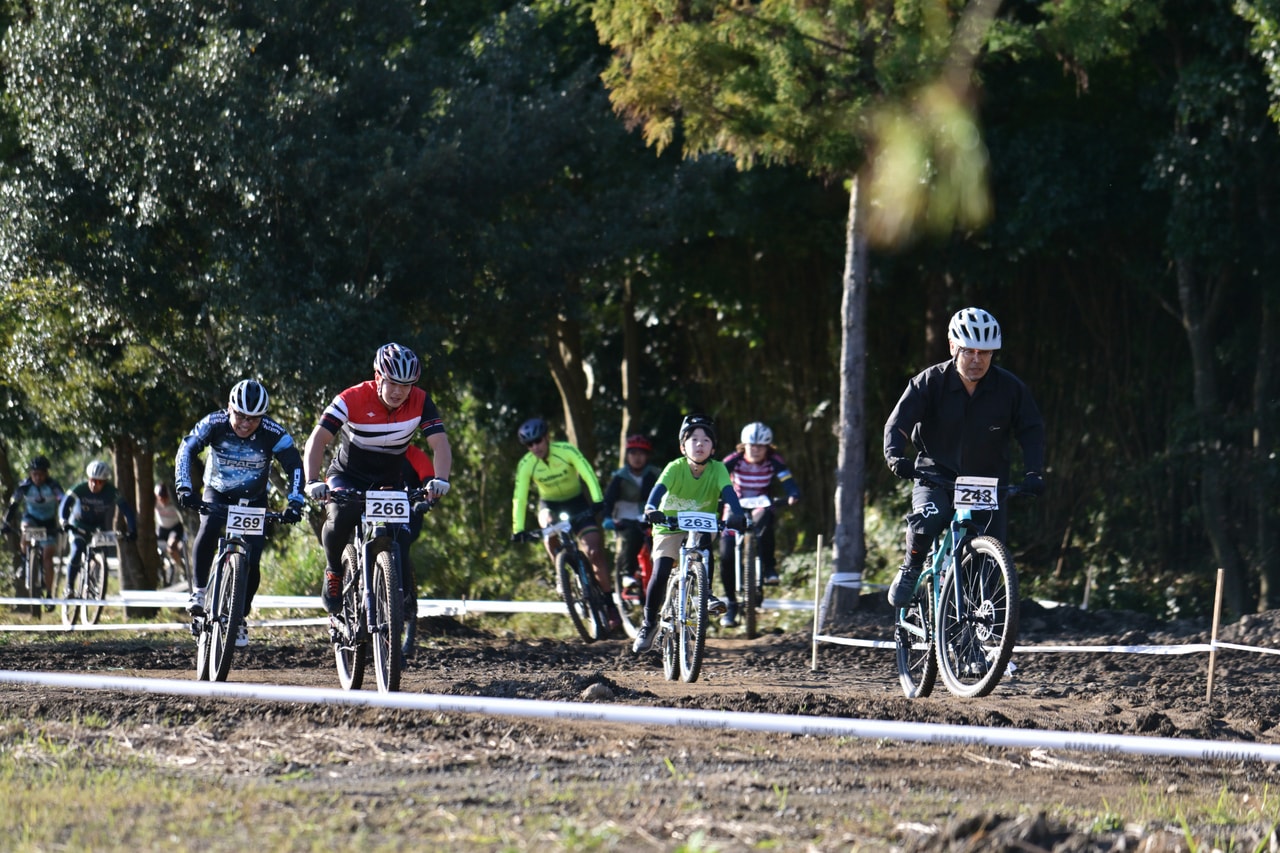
[
  {"x1": 718, "y1": 421, "x2": 802, "y2": 627},
  {"x1": 631, "y1": 414, "x2": 747, "y2": 655}
]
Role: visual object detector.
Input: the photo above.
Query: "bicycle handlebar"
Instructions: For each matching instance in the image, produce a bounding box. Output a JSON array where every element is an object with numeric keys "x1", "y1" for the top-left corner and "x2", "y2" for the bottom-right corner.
[
  {"x1": 916, "y1": 475, "x2": 1024, "y2": 499},
  {"x1": 194, "y1": 502, "x2": 296, "y2": 523}
]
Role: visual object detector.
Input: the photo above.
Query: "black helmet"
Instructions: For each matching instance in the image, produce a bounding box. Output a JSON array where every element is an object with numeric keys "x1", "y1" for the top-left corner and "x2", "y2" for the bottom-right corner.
[
  {"x1": 518, "y1": 417, "x2": 548, "y2": 445},
  {"x1": 29, "y1": 455, "x2": 50, "y2": 472},
  {"x1": 678, "y1": 413, "x2": 716, "y2": 448}
]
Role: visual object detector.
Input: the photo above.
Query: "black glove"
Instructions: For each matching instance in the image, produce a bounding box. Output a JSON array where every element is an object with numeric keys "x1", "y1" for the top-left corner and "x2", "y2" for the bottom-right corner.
[
  {"x1": 888, "y1": 457, "x2": 916, "y2": 480},
  {"x1": 511, "y1": 531, "x2": 526, "y2": 543},
  {"x1": 591, "y1": 501, "x2": 605, "y2": 516},
  {"x1": 644, "y1": 508, "x2": 665, "y2": 526},
  {"x1": 177, "y1": 489, "x2": 200, "y2": 510},
  {"x1": 1020, "y1": 472, "x2": 1045, "y2": 498},
  {"x1": 282, "y1": 503, "x2": 303, "y2": 524}
]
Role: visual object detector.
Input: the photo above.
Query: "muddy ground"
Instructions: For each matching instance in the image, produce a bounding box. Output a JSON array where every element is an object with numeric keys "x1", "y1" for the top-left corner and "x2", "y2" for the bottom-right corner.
[{"x1": 3, "y1": 595, "x2": 1280, "y2": 850}]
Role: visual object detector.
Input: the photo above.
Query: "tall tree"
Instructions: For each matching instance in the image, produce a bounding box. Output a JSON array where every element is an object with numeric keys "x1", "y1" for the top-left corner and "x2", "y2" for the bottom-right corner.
[{"x1": 593, "y1": 0, "x2": 1003, "y2": 617}]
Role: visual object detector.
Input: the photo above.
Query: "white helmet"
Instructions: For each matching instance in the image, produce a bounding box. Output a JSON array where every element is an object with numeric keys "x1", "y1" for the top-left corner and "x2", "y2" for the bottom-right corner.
[
  {"x1": 228, "y1": 379, "x2": 269, "y2": 417},
  {"x1": 948, "y1": 307, "x2": 1002, "y2": 350},
  {"x1": 374, "y1": 342, "x2": 422, "y2": 384},
  {"x1": 740, "y1": 422, "x2": 773, "y2": 446},
  {"x1": 86, "y1": 460, "x2": 111, "y2": 481}
]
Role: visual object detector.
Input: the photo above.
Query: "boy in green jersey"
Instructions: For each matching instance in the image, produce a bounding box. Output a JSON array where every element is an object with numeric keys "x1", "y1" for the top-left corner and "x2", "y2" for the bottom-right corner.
[{"x1": 631, "y1": 414, "x2": 747, "y2": 655}]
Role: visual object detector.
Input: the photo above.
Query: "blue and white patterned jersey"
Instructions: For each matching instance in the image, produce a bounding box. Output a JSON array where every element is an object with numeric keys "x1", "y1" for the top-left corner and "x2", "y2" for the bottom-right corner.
[{"x1": 176, "y1": 410, "x2": 305, "y2": 503}]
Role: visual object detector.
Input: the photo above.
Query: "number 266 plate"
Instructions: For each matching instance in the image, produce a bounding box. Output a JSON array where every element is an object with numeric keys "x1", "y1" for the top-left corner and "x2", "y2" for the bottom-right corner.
[{"x1": 365, "y1": 491, "x2": 410, "y2": 523}]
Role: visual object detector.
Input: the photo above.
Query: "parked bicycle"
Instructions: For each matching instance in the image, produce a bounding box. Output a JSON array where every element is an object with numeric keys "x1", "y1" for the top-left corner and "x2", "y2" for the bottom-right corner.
[
  {"x1": 192, "y1": 502, "x2": 292, "y2": 682},
  {"x1": 516, "y1": 510, "x2": 613, "y2": 643},
  {"x1": 611, "y1": 514, "x2": 652, "y2": 641},
  {"x1": 61, "y1": 530, "x2": 115, "y2": 626},
  {"x1": 328, "y1": 486, "x2": 431, "y2": 693},
  {"x1": 894, "y1": 476, "x2": 1021, "y2": 699},
  {"x1": 645, "y1": 510, "x2": 735, "y2": 683}
]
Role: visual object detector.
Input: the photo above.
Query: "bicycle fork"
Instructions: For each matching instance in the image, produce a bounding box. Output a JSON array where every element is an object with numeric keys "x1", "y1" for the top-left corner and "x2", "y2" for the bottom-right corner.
[{"x1": 360, "y1": 533, "x2": 400, "y2": 635}]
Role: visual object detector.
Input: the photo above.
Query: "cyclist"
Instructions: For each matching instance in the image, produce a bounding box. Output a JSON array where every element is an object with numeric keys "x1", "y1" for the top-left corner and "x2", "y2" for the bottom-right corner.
[
  {"x1": 175, "y1": 379, "x2": 305, "y2": 647},
  {"x1": 2, "y1": 456, "x2": 66, "y2": 599},
  {"x1": 303, "y1": 342, "x2": 452, "y2": 617},
  {"x1": 510, "y1": 417, "x2": 621, "y2": 632},
  {"x1": 601, "y1": 434, "x2": 660, "y2": 603},
  {"x1": 59, "y1": 460, "x2": 139, "y2": 599},
  {"x1": 883, "y1": 306, "x2": 1046, "y2": 608},
  {"x1": 153, "y1": 483, "x2": 188, "y2": 581},
  {"x1": 632, "y1": 414, "x2": 747, "y2": 654},
  {"x1": 718, "y1": 421, "x2": 802, "y2": 627}
]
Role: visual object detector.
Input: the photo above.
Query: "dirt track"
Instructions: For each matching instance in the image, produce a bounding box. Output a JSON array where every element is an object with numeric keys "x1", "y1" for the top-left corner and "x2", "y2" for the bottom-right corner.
[{"x1": 3, "y1": 595, "x2": 1280, "y2": 849}]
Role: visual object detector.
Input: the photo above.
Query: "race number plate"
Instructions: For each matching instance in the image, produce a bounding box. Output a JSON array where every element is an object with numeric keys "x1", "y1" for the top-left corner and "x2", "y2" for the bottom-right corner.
[
  {"x1": 226, "y1": 505, "x2": 267, "y2": 537},
  {"x1": 365, "y1": 491, "x2": 410, "y2": 524},
  {"x1": 673, "y1": 511, "x2": 717, "y2": 532},
  {"x1": 954, "y1": 476, "x2": 999, "y2": 511},
  {"x1": 737, "y1": 495, "x2": 772, "y2": 510}
]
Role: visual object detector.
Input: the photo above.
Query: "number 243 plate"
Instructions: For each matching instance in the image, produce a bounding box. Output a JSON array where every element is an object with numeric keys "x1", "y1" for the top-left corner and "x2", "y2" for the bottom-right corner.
[{"x1": 953, "y1": 476, "x2": 999, "y2": 511}]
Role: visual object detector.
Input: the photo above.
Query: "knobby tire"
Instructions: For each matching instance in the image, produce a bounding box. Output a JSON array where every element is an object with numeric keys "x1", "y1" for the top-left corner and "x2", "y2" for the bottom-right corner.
[
  {"x1": 556, "y1": 549, "x2": 599, "y2": 643},
  {"x1": 334, "y1": 544, "x2": 365, "y2": 691},
  {"x1": 80, "y1": 548, "x2": 108, "y2": 626},
  {"x1": 678, "y1": 555, "x2": 709, "y2": 683},
  {"x1": 371, "y1": 548, "x2": 403, "y2": 693},
  {"x1": 895, "y1": 579, "x2": 937, "y2": 698},
  {"x1": 935, "y1": 535, "x2": 1018, "y2": 698},
  {"x1": 208, "y1": 550, "x2": 248, "y2": 682},
  {"x1": 741, "y1": 533, "x2": 759, "y2": 639}
]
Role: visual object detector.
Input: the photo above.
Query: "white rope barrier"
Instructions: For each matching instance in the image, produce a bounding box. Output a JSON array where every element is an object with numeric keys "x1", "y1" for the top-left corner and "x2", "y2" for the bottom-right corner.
[{"x1": 0, "y1": 669, "x2": 1276, "y2": 763}]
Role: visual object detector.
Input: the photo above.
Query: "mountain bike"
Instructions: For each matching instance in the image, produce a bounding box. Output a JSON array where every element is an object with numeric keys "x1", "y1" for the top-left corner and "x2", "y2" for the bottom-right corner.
[
  {"x1": 610, "y1": 515, "x2": 652, "y2": 641},
  {"x1": 328, "y1": 487, "x2": 431, "y2": 693},
  {"x1": 18, "y1": 523, "x2": 55, "y2": 618},
  {"x1": 192, "y1": 503, "x2": 291, "y2": 683},
  {"x1": 157, "y1": 533, "x2": 191, "y2": 590},
  {"x1": 723, "y1": 494, "x2": 771, "y2": 638},
  {"x1": 62, "y1": 530, "x2": 116, "y2": 626},
  {"x1": 646, "y1": 510, "x2": 726, "y2": 683},
  {"x1": 516, "y1": 510, "x2": 612, "y2": 643},
  {"x1": 894, "y1": 476, "x2": 1021, "y2": 699}
]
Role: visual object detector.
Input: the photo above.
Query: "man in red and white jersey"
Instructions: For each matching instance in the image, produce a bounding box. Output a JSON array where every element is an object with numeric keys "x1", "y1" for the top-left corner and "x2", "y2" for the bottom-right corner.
[{"x1": 303, "y1": 342, "x2": 453, "y2": 615}]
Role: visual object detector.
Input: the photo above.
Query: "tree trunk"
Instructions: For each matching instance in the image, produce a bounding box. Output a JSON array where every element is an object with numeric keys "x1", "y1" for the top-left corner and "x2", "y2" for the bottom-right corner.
[
  {"x1": 1175, "y1": 259, "x2": 1246, "y2": 615},
  {"x1": 618, "y1": 275, "x2": 641, "y2": 468},
  {"x1": 548, "y1": 310, "x2": 597, "y2": 462},
  {"x1": 822, "y1": 174, "x2": 868, "y2": 629},
  {"x1": 112, "y1": 436, "x2": 157, "y2": 618},
  {"x1": 1254, "y1": 296, "x2": 1279, "y2": 609}
]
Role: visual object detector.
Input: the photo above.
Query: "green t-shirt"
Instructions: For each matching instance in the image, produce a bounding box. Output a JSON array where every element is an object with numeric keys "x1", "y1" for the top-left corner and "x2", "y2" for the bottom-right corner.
[{"x1": 652, "y1": 457, "x2": 731, "y2": 536}]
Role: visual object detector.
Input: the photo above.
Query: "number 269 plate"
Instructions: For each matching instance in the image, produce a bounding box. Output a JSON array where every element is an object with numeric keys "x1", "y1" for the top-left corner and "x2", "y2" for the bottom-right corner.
[
  {"x1": 365, "y1": 491, "x2": 410, "y2": 524},
  {"x1": 226, "y1": 505, "x2": 267, "y2": 537}
]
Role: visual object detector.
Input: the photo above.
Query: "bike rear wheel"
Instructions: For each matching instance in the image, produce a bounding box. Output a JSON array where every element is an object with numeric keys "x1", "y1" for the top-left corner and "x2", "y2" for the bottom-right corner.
[
  {"x1": 678, "y1": 556, "x2": 709, "y2": 683},
  {"x1": 80, "y1": 549, "x2": 108, "y2": 626},
  {"x1": 895, "y1": 579, "x2": 937, "y2": 698},
  {"x1": 334, "y1": 545, "x2": 366, "y2": 690},
  {"x1": 557, "y1": 549, "x2": 601, "y2": 643},
  {"x1": 371, "y1": 548, "x2": 404, "y2": 693},
  {"x1": 208, "y1": 550, "x2": 248, "y2": 682},
  {"x1": 740, "y1": 533, "x2": 759, "y2": 639},
  {"x1": 935, "y1": 535, "x2": 1018, "y2": 698}
]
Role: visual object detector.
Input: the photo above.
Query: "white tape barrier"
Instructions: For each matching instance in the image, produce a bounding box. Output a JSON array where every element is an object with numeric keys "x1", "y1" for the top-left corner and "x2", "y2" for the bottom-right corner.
[
  {"x1": 814, "y1": 632, "x2": 1220, "y2": 656},
  {"x1": 0, "y1": 669, "x2": 1276, "y2": 764}
]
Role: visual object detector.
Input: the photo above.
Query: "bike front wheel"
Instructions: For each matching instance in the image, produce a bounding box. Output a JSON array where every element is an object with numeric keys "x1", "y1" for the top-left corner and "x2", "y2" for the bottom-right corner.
[
  {"x1": 614, "y1": 561, "x2": 644, "y2": 640},
  {"x1": 57, "y1": 552, "x2": 78, "y2": 627},
  {"x1": 371, "y1": 548, "x2": 404, "y2": 693},
  {"x1": 25, "y1": 546, "x2": 42, "y2": 619},
  {"x1": 80, "y1": 549, "x2": 108, "y2": 626},
  {"x1": 740, "y1": 533, "x2": 759, "y2": 639},
  {"x1": 556, "y1": 549, "x2": 602, "y2": 643},
  {"x1": 334, "y1": 544, "x2": 366, "y2": 691},
  {"x1": 677, "y1": 557, "x2": 709, "y2": 683},
  {"x1": 935, "y1": 535, "x2": 1018, "y2": 698},
  {"x1": 208, "y1": 550, "x2": 248, "y2": 683},
  {"x1": 895, "y1": 579, "x2": 937, "y2": 698}
]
